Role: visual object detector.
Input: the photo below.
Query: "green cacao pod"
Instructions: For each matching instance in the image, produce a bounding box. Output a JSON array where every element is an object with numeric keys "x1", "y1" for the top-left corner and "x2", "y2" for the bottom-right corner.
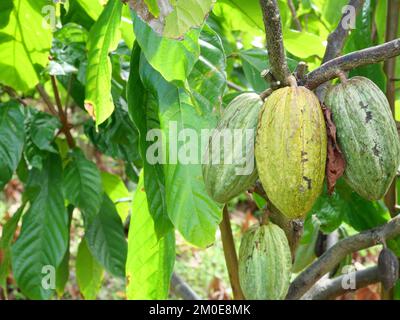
[
  {"x1": 202, "y1": 93, "x2": 263, "y2": 203},
  {"x1": 238, "y1": 222, "x2": 292, "y2": 300},
  {"x1": 255, "y1": 86, "x2": 327, "y2": 218},
  {"x1": 325, "y1": 76, "x2": 400, "y2": 200}
]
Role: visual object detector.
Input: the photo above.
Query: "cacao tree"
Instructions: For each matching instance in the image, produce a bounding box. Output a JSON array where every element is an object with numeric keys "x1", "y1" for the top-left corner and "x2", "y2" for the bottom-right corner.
[{"x1": 0, "y1": 0, "x2": 400, "y2": 301}]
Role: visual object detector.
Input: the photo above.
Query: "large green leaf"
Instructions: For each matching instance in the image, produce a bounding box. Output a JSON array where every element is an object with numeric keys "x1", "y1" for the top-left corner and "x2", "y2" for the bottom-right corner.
[
  {"x1": 126, "y1": 171, "x2": 175, "y2": 299},
  {"x1": 187, "y1": 25, "x2": 227, "y2": 113},
  {"x1": 85, "y1": 0, "x2": 122, "y2": 126},
  {"x1": 64, "y1": 149, "x2": 103, "y2": 223},
  {"x1": 0, "y1": 0, "x2": 53, "y2": 91},
  {"x1": 101, "y1": 171, "x2": 131, "y2": 223},
  {"x1": 127, "y1": 43, "x2": 173, "y2": 238},
  {"x1": 76, "y1": 238, "x2": 104, "y2": 300},
  {"x1": 28, "y1": 111, "x2": 61, "y2": 153},
  {"x1": 0, "y1": 101, "x2": 25, "y2": 190},
  {"x1": 0, "y1": 204, "x2": 25, "y2": 292},
  {"x1": 128, "y1": 0, "x2": 214, "y2": 39},
  {"x1": 132, "y1": 10, "x2": 200, "y2": 83},
  {"x1": 85, "y1": 194, "x2": 127, "y2": 278},
  {"x1": 283, "y1": 29, "x2": 325, "y2": 59},
  {"x1": 11, "y1": 153, "x2": 69, "y2": 300},
  {"x1": 140, "y1": 56, "x2": 223, "y2": 248}
]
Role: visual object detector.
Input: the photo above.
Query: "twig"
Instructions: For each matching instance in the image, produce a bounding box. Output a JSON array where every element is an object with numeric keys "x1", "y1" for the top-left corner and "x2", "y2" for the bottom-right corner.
[
  {"x1": 50, "y1": 75, "x2": 76, "y2": 148},
  {"x1": 286, "y1": 215, "x2": 400, "y2": 300},
  {"x1": 302, "y1": 38, "x2": 400, "y2": 90},
  {"x1": 227, "y1": 81, "x2": 245, "y2": 92},
  {"x1": 36, "y1": 84, "x2": 58, "y2": 115},
  {"x1": 321, "y1": 0, "x2": 364, "y2": 64},
  {"x1": 219, "y1": 206, "x2": 244, "y2": 300},
  {"x1": 170, "y1": 273, "x2": 201, "y2": 300},
  {"x1": 315, "y1": 0, "x2": 364, "y2": 99},
  {"x1": 259, "y1": 0, "x2": 291, "y2": 86},
  {"x1": 1, "y1": 85, "x2": 27, "y2": 106},
  {"x1": 383, "y1": 1, "x2": 399, "y2": 218},
  {"x1": 302, "y1": 266, "x2": 379, "y2": 300},
  {"x1": 287, "y1": 0, "x2": 302, "y2": 31}
]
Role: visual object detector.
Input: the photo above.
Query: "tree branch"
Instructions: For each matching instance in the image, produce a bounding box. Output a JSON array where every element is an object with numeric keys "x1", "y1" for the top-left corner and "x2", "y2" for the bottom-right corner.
[
  {"x1": 302, "y1": 38, "x2": 400, "y2": 90},
  {"x1": 219, "y1": 206, "x2": 244, "y2": 300},
  {"x1": 286, "y1": 215, "x2": 400, "y2": 300},
  {"x1": 302, "y1": 266, "x2": 379, "y2": 300},
  {"x1": 287, "y1": 0, "x2": 302, "y2": 31},
  {"x1": 322, "y1": 0, "x2": 364, "y2": 64},
  {"x1": 170, "y1": 273, "x2": 201, "y2": 300},
  {"x1": 259, "y1": 0, "x2": 291, "y2": 86}
]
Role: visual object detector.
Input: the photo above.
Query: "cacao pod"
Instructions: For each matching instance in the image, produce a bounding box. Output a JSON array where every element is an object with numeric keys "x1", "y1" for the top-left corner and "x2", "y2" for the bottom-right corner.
[
  {"x1": 378, "y1": 248, "x2": 399, "y2": 291},
  {"x1": 255, "y1": 86, "x2": 327, "y2": 218},
  {"x1": 325, "y1": 76, "x2": 400, "y2": 200},
  {"x1": 238, "y1": 222, "x2": 292, "y2": 300},
  {"x1": 202, "y1": 93, "x2": 263, "y2": 203}
]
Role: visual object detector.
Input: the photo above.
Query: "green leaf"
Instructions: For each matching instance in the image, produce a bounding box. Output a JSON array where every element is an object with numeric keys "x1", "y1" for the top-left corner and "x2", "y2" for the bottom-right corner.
[
  {"x1": 0, "y1": 101, "x2": 25, "y2": 190},
  {"x1": 0, "y1": 204, "x2": 25, "y2": 292},
  {"x1": 29, "y1": 111, "x2": 61, "y2": 153},
  {"x1": 101, "y1": 171, "x2": 131, "y2": 223},
  {"x1": 144, "y1": 0, "x2": 160, "y2": 17},
  {"x1": 187, "y1": 25, "x2": 227, "y2": 113},
  {"x1": 55, "y1": 205, "x2": 74, "y2": 297},
  {"x1": 132, "y1": 10, "x2": 200, "y2": 82},
  {"x1": 283, "y1": 29, "x2": 325, "y2": 59},
  {"x1": 11, "y1": 153, "x2": 69, "y2": 300},
  {"x1": 140, "y1": 56, "x2": 223, "y2": 248},
  {"x1": 127, "y1": 43, "x2": 173, "y2": 238},
  {"x1": 126, "y1": 171, "x2": 175, "y2": 299},
  {"x1": 0, "y1": 0, "x2": 53, "y2": 91},
  {"x1": 85, "y1": 0, "x2": 122, "y2": 126},
  {"x1": 76, "y1": 238, "x2": 104, "y2": 300},
  {"x1": 64, "y1": 149, "x2": 103, "y2": 222},
  {"x1": 85, "y1": 194, "x2": 127, "y2": 278}
]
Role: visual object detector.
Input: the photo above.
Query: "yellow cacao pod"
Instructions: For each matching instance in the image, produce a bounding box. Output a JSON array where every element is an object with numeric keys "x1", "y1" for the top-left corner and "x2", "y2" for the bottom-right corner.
[{"x1": 255, "y1": 86, "x2": 327, "y2": 219}]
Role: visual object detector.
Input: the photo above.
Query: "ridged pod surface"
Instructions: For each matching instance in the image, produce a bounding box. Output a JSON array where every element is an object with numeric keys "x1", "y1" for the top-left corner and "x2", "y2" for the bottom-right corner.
[
  {"x1": 238, "y1": 222, "x2": 292, "y2": 300},
  {"x1": 255, "y1": 86, "x2": 327, "y2": 218},
  {"x1": 202, "y1": 93, "x2": 263, "y2": 203},
  {"x1": 325, "y1": 76, "x2": 400, "y2": 200}
]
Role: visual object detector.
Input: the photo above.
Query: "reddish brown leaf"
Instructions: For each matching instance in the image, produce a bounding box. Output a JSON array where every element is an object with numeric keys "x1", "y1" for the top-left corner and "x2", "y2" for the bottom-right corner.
[
  {"x1": 208, "y1": 277, "x2": 230, "y2": 300},
  {"x1": 322, "y1": 105, "x2": 346, "y2": 194}
]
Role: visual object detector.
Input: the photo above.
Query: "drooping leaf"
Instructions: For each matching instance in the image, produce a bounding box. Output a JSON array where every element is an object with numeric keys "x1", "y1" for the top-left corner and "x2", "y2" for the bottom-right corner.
[
  {"x1": 132, "y1": 10, "x2": 200, "y2": 82},
  {"x1": 127, "y1": 43, "x2": 173, "y2": 238},
  {"x1": 128, "y1": 0, "x2": 214, "y2": 39},
  {"x1": 64, "y1": 149, "x2": 103, "y2": 222},
  {"x1": 126, "y1": 171, "x2": 175, "y2": 299},
  {"x1": 28, "y1": 111, "x2": 61, "y2": 153},
  {"x1": 85, "y1": 0, "x2": 122, "y2": 126},
  {"x1": 0, "y1": 101, "x2": 25, "y2": 190},
  {"x1": 85, "y1": 194, "x2": 127, "y2": 278},
  {"x1": 76, "y1": 238, "x2": 104, "y2": 300},
  {"x1": 139, "y1": 56, "x2": 223, "y2": 248},
  {"x1": 0, "y1": 0, "x2": 52, "y2": 91},
  {"x1": 11, "y1": 153, "x2": 69, "y2": 300},
  {"x1": 0, "y1": 204, "x2": 25, "y2": 292},
  {"x1": 101, "y1": 171, "x2": 131, "y2": 223}
]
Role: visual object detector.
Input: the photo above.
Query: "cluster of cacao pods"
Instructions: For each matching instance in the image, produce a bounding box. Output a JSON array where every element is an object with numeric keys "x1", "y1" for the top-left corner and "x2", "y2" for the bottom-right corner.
[{"x1": 202, "y1": 73, "x2": 400, "y2": 300}]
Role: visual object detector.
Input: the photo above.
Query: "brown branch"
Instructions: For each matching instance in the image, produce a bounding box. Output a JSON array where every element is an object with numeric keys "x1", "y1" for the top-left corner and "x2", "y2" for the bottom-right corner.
[
  {"x1": 322, "y1": 0, "x2": 364, "y2": 64},
  {"x1": 302, "y1": 266, "x2": 379, "y2": 300},
  {"x1": 315, "y1": 0, "x2": 364, "y2": 99},
  {"x1": 170, "y1": 273, "x2": 201, "y2": 300},
  {"x1": 50, "y1": 76, "x2": 76, "y2": 148},
  {"x1": 36, "y1": 84, "x2": 58, "y2": 115},
  {"x1": 383, "y1": 1, "x2": 400, "y2": 218},
  {"x1": 286, "y1": 215, "x2": 400, "y2": 300},
  {"x1": 1, "y1": 85, "x2": 27, "y2": 106},
  {"x1": 259, "y1": 0, "x2": 291, "y2": 86},
  {"x1": 219, "y1": 206, "x2": 244, "y2": 300},
  {"x1": 287, "y1": 0, "x2": 302, "y2": 31},
  {"x1": 302, "y1": 38, "x2": 400, "y2": 90}
]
